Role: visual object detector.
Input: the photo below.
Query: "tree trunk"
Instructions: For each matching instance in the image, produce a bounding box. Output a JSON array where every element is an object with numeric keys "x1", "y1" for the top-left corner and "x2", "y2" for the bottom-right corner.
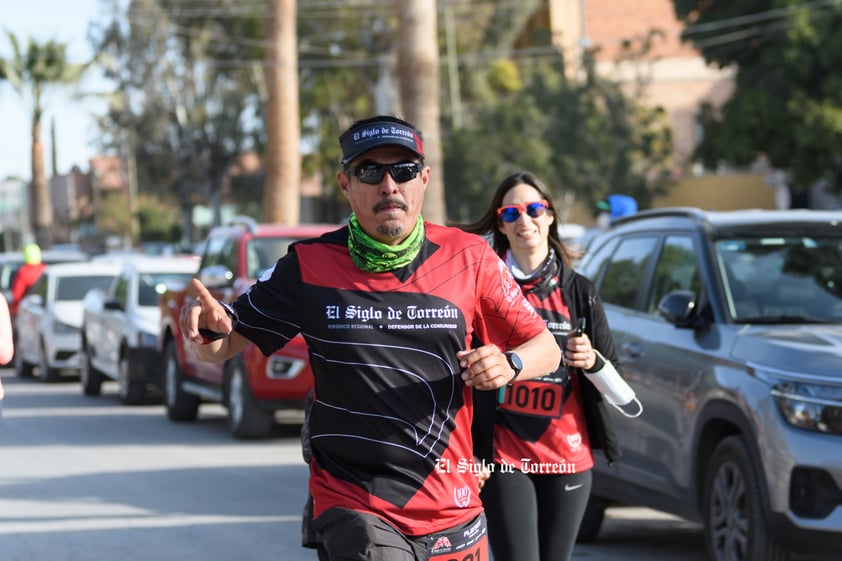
[
  {"x1": 31, "y1": 114, "x2": 53, "y2": 247},
  {"x1": 262, "y1": 0, "x2": 301, "y2": 225},
  {"x1": 397, "y1": 0, "x2": 445, "y2": 225}
]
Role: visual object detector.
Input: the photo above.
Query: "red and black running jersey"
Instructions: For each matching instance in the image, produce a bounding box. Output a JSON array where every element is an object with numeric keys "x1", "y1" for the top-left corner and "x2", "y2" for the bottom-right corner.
[
  {"x1": 493, "y1": 280, "x2": 595, "y2": 475},
  {"x1": 231, "y1": 223, "x2": 548, "y2": 536}
]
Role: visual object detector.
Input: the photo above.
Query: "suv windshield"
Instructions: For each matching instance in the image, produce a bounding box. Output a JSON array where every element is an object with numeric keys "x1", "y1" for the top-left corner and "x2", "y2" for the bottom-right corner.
[{"x1": 716, "y1": 234, "x2": 842, "y2": 323}]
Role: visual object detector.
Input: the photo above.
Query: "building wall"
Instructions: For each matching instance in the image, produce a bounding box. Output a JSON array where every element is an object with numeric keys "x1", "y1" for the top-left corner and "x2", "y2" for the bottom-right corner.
[
  {"x1": 583, "y1": 0, "x2": 696, "y2": 61},
  {"x1": 653, "y1": 174, "x2": 778, "y2": 211}
]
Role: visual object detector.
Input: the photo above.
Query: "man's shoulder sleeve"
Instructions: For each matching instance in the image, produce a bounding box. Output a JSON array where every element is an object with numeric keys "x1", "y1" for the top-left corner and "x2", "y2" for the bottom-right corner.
[{"x1": 474, "y1": 248, "x2": 547, "y2": 348}]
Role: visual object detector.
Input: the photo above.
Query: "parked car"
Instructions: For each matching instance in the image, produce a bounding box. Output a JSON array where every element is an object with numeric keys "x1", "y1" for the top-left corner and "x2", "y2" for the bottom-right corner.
[
  {"x1": 81, "y1": 255, "x2": 199, "y2": 404},
  {"x1": 158, "y1": 217, "x2": 339, "y2": 439},
  {"x1": 576, "y1": 208, "x2": 842, "y2": 561},
  {"x1": 0, "y1": 248, "x2": 90, "y2": 308},
  {"x1": 15, "y1": 261, "x2": 121, "y2": 382}
]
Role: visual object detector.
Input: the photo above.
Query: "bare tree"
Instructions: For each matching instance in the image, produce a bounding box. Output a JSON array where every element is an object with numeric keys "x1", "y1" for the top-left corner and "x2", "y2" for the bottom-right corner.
[
  {"x1": 397, "y1": 0, "x2": 444, "y2": 225},
  {"x1": 263, "y1": 0, "x2": 301, "y2": 224}
]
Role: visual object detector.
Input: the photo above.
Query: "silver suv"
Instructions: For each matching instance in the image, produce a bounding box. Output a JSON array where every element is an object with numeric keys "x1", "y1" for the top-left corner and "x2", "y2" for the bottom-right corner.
[{"x1": 576, "y1": 208, "x2": 842, "y2": 561}]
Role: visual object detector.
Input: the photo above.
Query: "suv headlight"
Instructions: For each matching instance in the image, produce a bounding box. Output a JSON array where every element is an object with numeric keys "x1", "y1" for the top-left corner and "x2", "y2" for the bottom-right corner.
[
  {"x1": 53, "y1": 320, "x2": 79, "y2": 335},
  {"x1": 772, "y1": 382, "x2": 842, "y2": 435}
]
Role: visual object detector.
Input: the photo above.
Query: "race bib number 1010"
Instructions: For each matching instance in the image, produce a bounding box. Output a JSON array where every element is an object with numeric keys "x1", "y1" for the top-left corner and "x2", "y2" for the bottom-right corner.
[{"x1": 498, "y1": 380, "x2": 564, "y2": 418}]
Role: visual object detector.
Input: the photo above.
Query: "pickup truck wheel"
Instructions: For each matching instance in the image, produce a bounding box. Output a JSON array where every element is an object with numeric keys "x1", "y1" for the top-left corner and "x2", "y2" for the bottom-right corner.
[
  {"x1": 576, "y1": 495, "x2": 607, "y2": 543},
  {"x1": 39, "y1": 340, "x2": 60, "y2": 383},
  {"x1": 80, "y1": 346, "x2": 104, "y2": 396},
  {"x1": 703, "y1": 436, "x2": 790, "y2": 561},
  {"x1": 118, "y1": 353, "x2": 145, "y2": 405},
  {"x1": 164, "y1": 340, "x2": 200, "y2": 421},
  {"x1": 225, "y1": 357, "x2": 273, "y2": 439}
]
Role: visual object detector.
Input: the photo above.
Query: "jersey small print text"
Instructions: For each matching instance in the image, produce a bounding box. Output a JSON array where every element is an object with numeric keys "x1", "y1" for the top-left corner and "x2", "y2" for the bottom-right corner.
[
  {"x1": 497, "y1": 259, "x2": 522, "y2": 305},
  {"x1": 427, "y1": 515, "x2": 489, "y2": 561}
]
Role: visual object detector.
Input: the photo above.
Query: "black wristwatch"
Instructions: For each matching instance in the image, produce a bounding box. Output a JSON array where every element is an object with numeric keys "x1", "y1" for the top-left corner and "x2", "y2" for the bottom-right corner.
[
  {"x1": 218, "y1": 300, "x2": 239, "y2": 330},
  {"x1": 198, "y1": 300, "x2": 239, "y2": 344},
  {"x1": 504, "y1": 351, "x2": 523, "y2": 381}
]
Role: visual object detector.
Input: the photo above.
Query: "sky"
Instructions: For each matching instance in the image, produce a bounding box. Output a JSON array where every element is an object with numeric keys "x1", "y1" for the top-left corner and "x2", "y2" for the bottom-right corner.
[{"x1": 0, "y1": 0, "x2": 109, "y2": 180}]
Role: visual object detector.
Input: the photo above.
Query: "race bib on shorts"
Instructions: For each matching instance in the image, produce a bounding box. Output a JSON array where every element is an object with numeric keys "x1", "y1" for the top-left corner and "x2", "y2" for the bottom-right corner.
[{"x1": 426, "y1": 513, "x2": 488, "y2": 561}]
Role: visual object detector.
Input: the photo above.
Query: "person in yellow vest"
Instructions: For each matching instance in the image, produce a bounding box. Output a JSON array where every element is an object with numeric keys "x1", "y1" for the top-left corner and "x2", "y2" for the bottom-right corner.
[{"x1": 10, "y1": 243, "x2": 46, "y2": 317}]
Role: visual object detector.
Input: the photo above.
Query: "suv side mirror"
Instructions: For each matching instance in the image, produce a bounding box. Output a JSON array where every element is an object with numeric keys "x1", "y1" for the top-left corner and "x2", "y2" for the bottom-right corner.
[
  {"x1": 103, "y1": 297, "x2": 124, "y2": 311},
  {"x1": 199, "y1": 265, "x2": 235, "y2": 289},
  {"x1": 658, "y1": 290, "x2": 699, "y2": 327}
]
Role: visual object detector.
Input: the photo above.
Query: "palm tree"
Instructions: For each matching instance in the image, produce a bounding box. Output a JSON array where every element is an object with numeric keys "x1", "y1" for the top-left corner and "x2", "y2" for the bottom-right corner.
[
  {"x1": 397, "y1": 0, "x2": 444, "y2": 225},
  {"x1": 263, "y1": 0, "x2": 301, "y2": 225},
  {"x1": 0, "y1": 33, "x2": 89, "y2": 247}
]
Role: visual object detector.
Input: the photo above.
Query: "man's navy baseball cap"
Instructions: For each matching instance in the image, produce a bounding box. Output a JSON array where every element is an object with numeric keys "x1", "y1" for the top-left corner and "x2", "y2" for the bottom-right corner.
[{"x1": 339, "y1": 119, "x2": 425, "y2": 165}]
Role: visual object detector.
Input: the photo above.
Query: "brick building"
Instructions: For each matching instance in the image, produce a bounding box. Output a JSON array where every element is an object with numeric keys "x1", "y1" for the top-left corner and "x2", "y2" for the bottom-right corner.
[{"x1": 539, "y1": 0, "x2": 783, "y2": 215}]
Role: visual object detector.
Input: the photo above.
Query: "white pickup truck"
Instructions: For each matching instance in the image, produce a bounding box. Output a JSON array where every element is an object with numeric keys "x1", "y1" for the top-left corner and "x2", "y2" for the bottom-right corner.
[{"x1": 80, "y1": 254, "x2": 198, "y2": 404}]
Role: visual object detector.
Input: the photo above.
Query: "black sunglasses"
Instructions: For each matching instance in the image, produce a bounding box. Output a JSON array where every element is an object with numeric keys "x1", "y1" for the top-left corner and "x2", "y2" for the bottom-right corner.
[
  {"x1": 346, "y1": 161, "x2": 422, "y2": 185},
  {"x1": 497, "y1": 200, "x2": 550, "y2": 223}
]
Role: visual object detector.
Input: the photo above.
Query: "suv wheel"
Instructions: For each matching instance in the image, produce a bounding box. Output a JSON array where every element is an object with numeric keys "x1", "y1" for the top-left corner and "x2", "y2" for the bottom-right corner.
[
  {"x1": 225, "y1": 356, "x2": 273, "y2": 439},
  {"x1": 164, "y1": 340, "x2": 200, "y2": 421},
  {"x1": 39, "y1": 339, "x2": 60, "y2": 383},
  {"x1": 704, "y1": 436, "x2": 790, "y2": 561},
  {"x1": 118, "y1": 352, "x2": 145, "y2": 405},
  {"x1": 80, "y1": 344, "x2": 103, "y2": 396}
]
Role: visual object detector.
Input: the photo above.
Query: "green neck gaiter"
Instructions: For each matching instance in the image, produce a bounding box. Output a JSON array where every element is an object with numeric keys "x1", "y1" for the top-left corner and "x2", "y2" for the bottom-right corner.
[{"x1": 347, "y1": 214, "x2": 425, "y2": 273}]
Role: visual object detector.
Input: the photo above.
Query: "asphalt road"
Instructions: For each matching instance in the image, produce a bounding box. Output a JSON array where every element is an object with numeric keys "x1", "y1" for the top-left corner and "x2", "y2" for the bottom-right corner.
[{"x1": 0, "y1": 369, "x2": 707, "y2": 561}]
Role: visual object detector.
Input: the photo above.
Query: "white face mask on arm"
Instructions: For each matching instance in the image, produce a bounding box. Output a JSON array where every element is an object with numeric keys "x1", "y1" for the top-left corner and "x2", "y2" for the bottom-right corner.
[{"x1": 584, "y1": 350, "x2": 643, "y2": 418}]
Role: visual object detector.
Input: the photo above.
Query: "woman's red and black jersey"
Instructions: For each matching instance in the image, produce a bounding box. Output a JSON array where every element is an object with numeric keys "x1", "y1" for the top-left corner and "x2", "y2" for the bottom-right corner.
[
  {"x1": 493, "y1": 274, "x2": 595, "y2": 474},
  {"x1": 230, "y1": 222, "x2": 548, "y2": 537}
]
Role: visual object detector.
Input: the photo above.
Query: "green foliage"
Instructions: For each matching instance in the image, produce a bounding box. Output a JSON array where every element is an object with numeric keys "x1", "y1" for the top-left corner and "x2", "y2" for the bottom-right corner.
[
  {"x1": 488, "y1": 59, "x2": 523, "y2": 93},
  {"x1": 97, "y1": 191, "x2": 132, "y2": 236},
  {"x1": 91, "y1": 0, "x2": 265, "y2": 241},
  {"x1": 444, "y1": 53, "x2": 673, "y2": 223},
  {"x1": 137, "y1": 193, "x2": 181, "y2": 242},
  {"x1": 674, "y1": 0, "x2": 842, "y2": 192},
  {"x1": 297, "y1": 0, "x2": 545, "y2": 188},
  {"x1": 95, "y1": 190, "x2": 180, "y2": 243},
  {"x1": 82, "y1": 0, "x2": 676, "y2": 231},
  {"x1": 0, "y1": 32, "x2": 88, "y2": 100}
]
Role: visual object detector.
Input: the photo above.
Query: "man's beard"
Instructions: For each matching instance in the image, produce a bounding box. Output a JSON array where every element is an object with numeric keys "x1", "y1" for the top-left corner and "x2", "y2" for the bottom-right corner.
[
  {"x1": 377, "y1": 223, "x2": 404, "y2": 240},
  {"x1": 374, "y1": 198, "x2": 408, "y2": 240}
]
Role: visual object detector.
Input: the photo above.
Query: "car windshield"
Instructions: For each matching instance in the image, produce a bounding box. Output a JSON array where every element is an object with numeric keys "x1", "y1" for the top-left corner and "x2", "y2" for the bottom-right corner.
[
  {"x1": 716, "y1": 234, "x2": 842, "y2": 323},
  {"x1": 55, "y1": 276, "x2": 116, "y2": 301},
  {"x1": 0, "y1": 262, "x2": 21, "y2": 292},
  {"x1": 138, "y1": 272, "x2": 195, "y2": 306},
  {"x1": 246, "y1": 238, "x2": 299, "y2": 279}
]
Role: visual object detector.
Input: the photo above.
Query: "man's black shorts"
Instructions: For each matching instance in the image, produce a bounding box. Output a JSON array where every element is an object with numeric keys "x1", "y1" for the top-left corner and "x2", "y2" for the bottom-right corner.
[{"x1": 314, "y1": 507, "x2": 488, "y2": 561}]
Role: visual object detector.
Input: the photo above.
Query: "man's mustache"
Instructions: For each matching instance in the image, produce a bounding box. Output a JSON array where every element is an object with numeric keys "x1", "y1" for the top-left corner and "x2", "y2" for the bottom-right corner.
[{"x1": 374, "y1": 198, "x2": 408, "y2": 213}]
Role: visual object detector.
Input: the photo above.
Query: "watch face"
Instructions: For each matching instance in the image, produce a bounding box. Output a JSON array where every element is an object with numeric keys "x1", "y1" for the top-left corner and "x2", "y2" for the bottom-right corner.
[{"x1": 507, "y1": 352, "x2": 523, "y2": 373}]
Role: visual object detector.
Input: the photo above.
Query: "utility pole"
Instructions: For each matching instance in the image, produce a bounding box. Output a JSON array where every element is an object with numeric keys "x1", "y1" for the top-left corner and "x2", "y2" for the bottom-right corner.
[
  {"x1": 444, "y1": 5, "x2": 463, "y2": 129},
  {"x1": 125, "y1": 129, "x2": 140, "y2": 247}
]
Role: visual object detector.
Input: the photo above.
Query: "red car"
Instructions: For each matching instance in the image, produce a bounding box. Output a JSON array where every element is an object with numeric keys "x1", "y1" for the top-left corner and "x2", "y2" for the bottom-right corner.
[{"x1": 158, "y1": 217, "x2": 339, "y2": 438}]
